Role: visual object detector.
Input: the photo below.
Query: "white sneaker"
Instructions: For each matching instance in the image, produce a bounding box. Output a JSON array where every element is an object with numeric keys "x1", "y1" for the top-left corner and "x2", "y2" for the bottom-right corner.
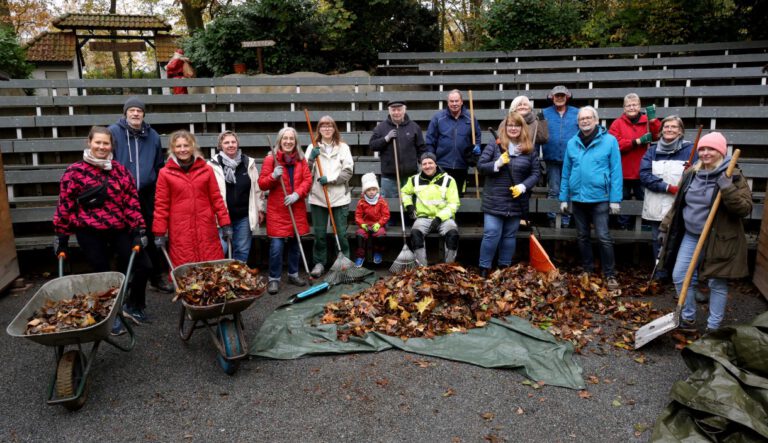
[{"x1": 310, "y1": 263, "x2": 325, "y2": 278}]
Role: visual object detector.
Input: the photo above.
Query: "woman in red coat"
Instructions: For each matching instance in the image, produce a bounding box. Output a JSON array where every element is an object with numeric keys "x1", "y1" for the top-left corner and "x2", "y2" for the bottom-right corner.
[
  {"x1": 153, "y1": 130, "x2": 232, "y2": 268},
  {"x1": 258, "y1": 127, "x2": 312, "y2": 294}
]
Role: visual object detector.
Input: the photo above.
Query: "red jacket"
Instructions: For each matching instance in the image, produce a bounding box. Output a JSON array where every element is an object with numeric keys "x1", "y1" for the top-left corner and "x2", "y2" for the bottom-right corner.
[
  {"x1": 257, "y1": 151, "x2": 312, "y2": 238},
  {"x1": 54, "y1": 160, "x2": 145, "y2": 235},
  {"x1": 354, "y1": 195, "x2": 390, "y2": 227},
  {"x1": 153, "y1": 157, "x2": 231, "y2": 267},
  {"x1": 608, "y1": 113, "x2": 661, "y2": 180}
]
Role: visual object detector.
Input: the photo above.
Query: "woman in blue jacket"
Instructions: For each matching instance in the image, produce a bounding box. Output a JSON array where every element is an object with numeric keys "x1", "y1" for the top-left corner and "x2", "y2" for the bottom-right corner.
[
  {"x1": 477, "y1": 112, "x2": 540, "y2": 277},
  {"x1": 639, "y1": 115, "x2": 696, "y2": 281}
]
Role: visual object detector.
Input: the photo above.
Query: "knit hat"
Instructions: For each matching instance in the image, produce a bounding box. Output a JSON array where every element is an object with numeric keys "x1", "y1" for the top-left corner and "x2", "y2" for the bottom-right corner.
[
  {"x1": 420, "y1": 152, "x2": 437, "y2": 163},
  {"x1": 547, "y1": 85, "x2": 572, "y2": 100},
  {"x1": 698, "y1": 132, "x2": 727, "y2": 157},
  {"x1": 387, "y1": 99, "x2": 406, "y2": 107},
  {"x1": 361, "y1": 172, "x2": 379, "y2": 193},
  {"x1": 123, "y1": 96, "x2": 145, "y2": 114}
]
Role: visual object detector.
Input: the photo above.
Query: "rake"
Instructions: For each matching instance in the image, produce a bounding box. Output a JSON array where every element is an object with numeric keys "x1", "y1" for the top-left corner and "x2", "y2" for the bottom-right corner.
[
  {"x1": 305, "y1": 109, "x2": 370, "y2": 285},
  {"x1": 389, "y1": 133, "x2": 417, "y2": 274}
]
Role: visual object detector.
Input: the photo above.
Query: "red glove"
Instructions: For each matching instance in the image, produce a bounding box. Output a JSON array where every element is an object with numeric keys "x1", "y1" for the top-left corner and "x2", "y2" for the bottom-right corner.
[{"x1": 667, "y1": 185, "x2": 679, "y2": 195}]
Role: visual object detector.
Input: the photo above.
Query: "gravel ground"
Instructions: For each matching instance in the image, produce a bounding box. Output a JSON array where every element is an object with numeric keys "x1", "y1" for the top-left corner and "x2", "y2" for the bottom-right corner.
[{"x1": 1, "y1": 261, "x2": 765, "y2": 443}]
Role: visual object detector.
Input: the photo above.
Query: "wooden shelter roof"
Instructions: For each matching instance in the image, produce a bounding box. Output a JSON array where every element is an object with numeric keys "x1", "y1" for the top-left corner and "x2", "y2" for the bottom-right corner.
[
  {"x1": 23, "y1": 31, "x2": 77, "y2": 63},
  {"x1": 52, "y1": 13, "x2": 171, "y2": 32}
]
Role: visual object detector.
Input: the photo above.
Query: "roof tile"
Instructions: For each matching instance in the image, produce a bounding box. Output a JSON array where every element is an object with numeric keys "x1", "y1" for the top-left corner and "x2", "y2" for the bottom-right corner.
[
  {"x1": 53, "y1": 13, "x2": 171, "y2": 31},
  {"x1": 24, "y1": 31, "x2": 76, "y2": 63}
]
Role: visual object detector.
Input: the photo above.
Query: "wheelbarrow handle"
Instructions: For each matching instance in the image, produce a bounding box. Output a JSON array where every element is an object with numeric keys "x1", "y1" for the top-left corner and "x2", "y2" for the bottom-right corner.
[
  {"x1": 159, "y1": 245, "x2": 180, "y2": 294},
  {"x1": 57, "y1": 253, "x2": 66, "y2": 278}
]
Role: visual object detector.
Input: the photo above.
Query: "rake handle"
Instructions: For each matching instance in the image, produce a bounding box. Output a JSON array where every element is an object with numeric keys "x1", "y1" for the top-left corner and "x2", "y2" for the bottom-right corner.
[
  {"x1": 469, "y1": 90, "x2": 480, "y2": 199},
  {"x1": 676, "y1": 149, "x2": 740, "y2": 309},
  {"x1": 391, "y1": 129, "x2": 409, "y2": 244}
]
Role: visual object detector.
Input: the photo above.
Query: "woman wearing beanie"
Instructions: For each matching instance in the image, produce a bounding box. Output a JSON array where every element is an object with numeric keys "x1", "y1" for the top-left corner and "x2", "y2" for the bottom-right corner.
[
  {"x1": 509, "y1": 95, "x2": 549, "y2": 146},
  {"x1": 306, "y1": 116, "x2": 354, "y2": 278},
  {"x1": 657, "y1": 132, "x2": 752, "y2": 333},
  {"x1": 354, "y1": 172, "x2": 390, "y2": 267},
  {"x1": 152, "y1": 130, "x2": 232, "y2": 268},
  {"x1": 258, "y1": 127, "x2": 313, "y2": 295},
  {"x1": 477, "y1": 112, "x2": 540, "y2": 277},
  {"x1": 209, "y1": 130, "x2": 265, "y2": 263},
  {"x1": 639, "y1": 116, "x2": 697, "y2": 282},
  {"x1": 53, "y1": 126, "x2": 152, "y2": 335}
]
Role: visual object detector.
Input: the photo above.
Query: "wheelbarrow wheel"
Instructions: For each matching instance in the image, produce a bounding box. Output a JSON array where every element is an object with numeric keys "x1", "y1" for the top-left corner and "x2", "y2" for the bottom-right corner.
[
  {"x1": 178, "y1": 305, "x2": 194, "y2": 341},
  {"x1": 216, "y1": 319, "x2": 242, "y2": 375},
  {"x1": 55, "y1": 350, "x2": 89, "y2": 411}
]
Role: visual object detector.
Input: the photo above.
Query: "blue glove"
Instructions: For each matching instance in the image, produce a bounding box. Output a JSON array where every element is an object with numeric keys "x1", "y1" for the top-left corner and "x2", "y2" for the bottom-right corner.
[
  {"x1": 272, "y1": 165, "x2": 284, "y2": 179},
  {"x1": 318, "y1": 176, "x2": 329, "y2": 186},
  {"x1": 221, "y1": 225, "x2": 233, "y2": 242},
  {"x1": 154, "y1": 235, "x2": 168, "y2": 249},
  {"x1": 284, "y1": 192, "x2": 300, "y2": 206},
  {"x1": 308, "y1": 145, "x2": 320, "y2": 161},
  {"x1": 472, "y1": 144, "x2": 481, "y2": 156}
]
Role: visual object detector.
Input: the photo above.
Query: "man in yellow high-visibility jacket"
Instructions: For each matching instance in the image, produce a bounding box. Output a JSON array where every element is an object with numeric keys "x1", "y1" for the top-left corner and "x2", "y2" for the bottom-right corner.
[{"x1": 402, "y1": 152, "x2": 461, "y2": 265}]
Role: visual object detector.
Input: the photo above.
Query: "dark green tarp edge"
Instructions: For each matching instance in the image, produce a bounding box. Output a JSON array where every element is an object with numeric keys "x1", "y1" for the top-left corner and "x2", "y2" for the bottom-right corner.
[
  {"x1": 249, "y1": 276, "x2": 585, "y2": 390},
  {"x1": 651, "y1": 311, "x2": 768, "y2": 442}
]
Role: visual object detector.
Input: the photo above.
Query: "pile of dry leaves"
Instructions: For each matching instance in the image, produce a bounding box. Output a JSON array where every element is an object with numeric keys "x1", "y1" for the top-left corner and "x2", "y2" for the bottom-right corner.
[
  {"x1": 175, "y1": 262, "x2": 266, "y2": 306},
  {"x1": 321, "y1": 264, "x2": 663, "y2": 350},
  {"x1": 25, "y1": 287, "x2": 119, "y2": 335}
]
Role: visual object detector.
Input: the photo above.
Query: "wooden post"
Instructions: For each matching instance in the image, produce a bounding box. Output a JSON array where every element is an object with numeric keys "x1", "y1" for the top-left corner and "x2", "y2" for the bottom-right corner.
[{"x1": 0, "y1": 149, "x2": 20, "y2": 291}]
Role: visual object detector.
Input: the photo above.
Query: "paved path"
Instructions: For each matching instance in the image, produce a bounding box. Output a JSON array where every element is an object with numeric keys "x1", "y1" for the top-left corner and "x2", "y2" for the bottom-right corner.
[{"x1": 1, "y1": 268, "x2": 765, "y2": 442}]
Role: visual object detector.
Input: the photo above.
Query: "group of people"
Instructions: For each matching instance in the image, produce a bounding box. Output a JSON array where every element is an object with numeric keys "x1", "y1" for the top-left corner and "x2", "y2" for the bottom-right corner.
[{"x1": 53, "y1": 87, "x2": 752, "y2": 334}]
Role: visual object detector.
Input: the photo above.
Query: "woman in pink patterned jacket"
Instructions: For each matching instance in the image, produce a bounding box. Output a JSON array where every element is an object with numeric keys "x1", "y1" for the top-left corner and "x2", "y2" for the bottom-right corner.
[{"x1": 53, "y1": 126, "x2": 152, "y2": 335}]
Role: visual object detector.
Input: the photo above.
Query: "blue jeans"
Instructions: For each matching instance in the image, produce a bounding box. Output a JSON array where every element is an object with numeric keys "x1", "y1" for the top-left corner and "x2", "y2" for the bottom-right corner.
[
  {"x1": 380, "y1": 175, "x2": 403, "y2": 199},
  {"x1": 479, "y1": 213, "x2": 521, "y2": 269},
  {"x1": 546, "y1": 161, "x2": 569, "y2": 225},
  {"x1": 220, "y1": 216, "x2": 251, "y2": 263},
  {"x1": 268, "y1": 237, "x2": 300, "y2": 281},
  {"x1": 674, "y1": 232, "x2": 729, "y2": 330},
  {"x1": 572, "y1": 201, "x2": 615, "y2": 277}
]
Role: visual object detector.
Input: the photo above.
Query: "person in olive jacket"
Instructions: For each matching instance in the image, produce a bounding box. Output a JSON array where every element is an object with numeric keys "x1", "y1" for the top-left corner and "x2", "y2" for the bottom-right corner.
[
  {"x1": 658, "y1": 132, "x2": 752, "y2": 333},
  {"x1": 477, "y1": 112, "x2": 540, "y2": 277}
]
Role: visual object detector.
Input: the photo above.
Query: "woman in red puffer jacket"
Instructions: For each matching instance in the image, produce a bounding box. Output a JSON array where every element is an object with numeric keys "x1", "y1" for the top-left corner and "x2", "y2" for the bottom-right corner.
[
  {"x1": 153, "y1": 130, "x2": 231, "y2": 268},
  {"x1": 258, "y1": 127, "x2": 312, "y2": 294}
]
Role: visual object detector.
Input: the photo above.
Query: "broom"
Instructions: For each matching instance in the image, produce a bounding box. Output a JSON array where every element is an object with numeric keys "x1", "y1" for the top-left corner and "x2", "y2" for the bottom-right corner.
[
  {"x1": 304, "y1": 109, "x2": 369, "y2": 285},
  {"x1": 389, "y1": 130, "x2": 417, "y2": 274}
]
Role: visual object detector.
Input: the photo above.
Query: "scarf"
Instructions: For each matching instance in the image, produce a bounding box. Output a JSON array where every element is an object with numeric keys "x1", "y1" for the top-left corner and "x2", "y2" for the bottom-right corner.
[
  {"x1": 522, "y1": 112, "x2": 536, "y2": 125},
  {"x1": 83, "y1": 149, "x2": 113, "y2": 171},
  {"x1": 220, "y1": 150, "x2": 242, "y2": 184},
  {"x1": 364, "y1": 192, "x2": 380, "y2": 205},
  {"x1": 579, "y1": 128, "x2": 598, "y2": 148},
  {"x1": 279, "y1": 151, "x2": 297, "y2": 166},
  {"x1": 656, "y1": 136, "x2": 683, "y2": 155},
  {"x1": 507, "y1": 142, "x2": 522, "y2": 157}
]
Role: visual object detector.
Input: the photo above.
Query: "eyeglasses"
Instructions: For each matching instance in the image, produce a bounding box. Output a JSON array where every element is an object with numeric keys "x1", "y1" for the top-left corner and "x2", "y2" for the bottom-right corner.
[
  {"x1": 624, "y1": 103, "x2": 640, "y2": 109},
  {"x1": 578, "y1": 116, "x2": 595, "y2": 121},
  {"x1": 506, "y1": 124, "x2": 522, "y2": 129}
]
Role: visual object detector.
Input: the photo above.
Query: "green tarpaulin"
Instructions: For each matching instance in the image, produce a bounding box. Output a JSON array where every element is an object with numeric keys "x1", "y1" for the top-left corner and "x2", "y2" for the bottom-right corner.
[
  {"x1": 651, "y1": 311, "x2": 768, "y2": 442},
  {"x1": 249, "y1": 277, "x2": 585, "y2": 390}
]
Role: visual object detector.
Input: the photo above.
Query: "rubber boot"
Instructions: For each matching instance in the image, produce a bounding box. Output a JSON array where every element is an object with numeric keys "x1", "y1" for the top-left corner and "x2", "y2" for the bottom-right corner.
[
  {"x1": 414, "y1": 248, "x2": 428, "y2": 267},
  {"x1": 444, "y1": 248, "x2": 457, "y2": 263}
]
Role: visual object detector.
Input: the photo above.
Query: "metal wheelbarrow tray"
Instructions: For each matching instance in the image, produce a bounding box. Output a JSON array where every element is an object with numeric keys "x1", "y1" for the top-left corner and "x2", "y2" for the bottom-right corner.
[
  {"x1": 6, "y1": 270, "x2": 135, "y2": 410},
  {"x1": 171, "y1": 258, "x2": 261, "y2": 375}
]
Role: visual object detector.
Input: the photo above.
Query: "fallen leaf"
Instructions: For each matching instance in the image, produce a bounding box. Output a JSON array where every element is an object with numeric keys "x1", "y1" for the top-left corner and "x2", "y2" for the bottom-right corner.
[
  {"x1": 612, "y1": 398, "x2": 622, "y2": 407},
  {"x1": 515, "y1": 407, "x2": 524, "y2": 415},
  {"x1": 578, "y1": 390, "x2": 592, "y2": 399},
  {"x1": 481, "y1": 412, "x2": 495, "y2": 421},
  {"x1": 375, "y1": 378, "x2": 389, "y2": 387},
  {"x1": 442, "y1": 388, "x2": 455, "y2": 397},
  {"x1": 587, "y1": 375, "x2": 600, "y2": 384}
]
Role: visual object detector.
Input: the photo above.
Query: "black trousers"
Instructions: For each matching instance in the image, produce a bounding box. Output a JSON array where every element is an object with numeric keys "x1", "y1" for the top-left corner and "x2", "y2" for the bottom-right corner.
[
  {"x1": 75, "y1": 228, "x2": 152, "y2": 309},
  {"x1": 443, "y1": 168, "x2": 468, "y2": 197},
  {"x1": 137, "y1": 184, "x2": 167, "y2": 277}
]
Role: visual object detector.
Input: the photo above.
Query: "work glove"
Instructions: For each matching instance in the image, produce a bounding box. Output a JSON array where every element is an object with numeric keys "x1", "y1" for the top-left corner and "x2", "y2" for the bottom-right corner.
[
  {"x1": 716, "y1": 174, "x2": 733, "y2": 190},
  {"x1": 361, "y1": 223, "x2": 369, "y2": 231},
  {"x1": 560, "y1": 202, "x2": 569, "y2": 214},
  {"x1": 308, "y1": 145, "x2": 320, "y2": 161},
  {"x1": 154, "y1": 235, "x2": 168, "y2": 249},
  {"x1": 667, "y1": 184, "x2": 679, "y2": 195},
  {"x1": 272, "y1": 165, "x2": 284, "y2": 179},
  {"x1": 509, "y1": 184, "x2": 526, "y2": 199},
  {"x1": 609, "y1": 203, "x2": 621, "y2": 215},
  {"x1": 384, "y1": 129, "x2": 397, "y2": 142},
  {"x1": 494, "y1": 151, "x2": 510, "y2": 169},
  {"x1": 372, "y1": 223, "x2": 381, "y2": 232},
  {"x1": 317, "y1": 176, "x2": 329, "y2": 186},
  {"x1": 536, "y1": 111, "x2": 545, "y2": 121},
  {"x1": 429, "y1": 217, "x2": 442, "y2": 233},
  {"x1": 472, "y1": 144, "x2": 481, "y2": 156},
  {"x1": 221, "y1": 225, "x2": 233, "y2": 242},
  {"x1": 284, "y1": 192, "x2": 300, "y2": 206},
  {"x1": 406, "y1": 205, "x2": 417, "y2": 221},
  {"x1": 645, "y1": 104, "x2": 656, "y2": 120},
  {"x1": 639, "y1": 133, "x2": 652, "y2": 144},
  {"x1": 131, "y1": 228, "x2": 148, "y2": 249},
  {"x1": 53, "y1": 235, "x2": 69, "y2": 257}
]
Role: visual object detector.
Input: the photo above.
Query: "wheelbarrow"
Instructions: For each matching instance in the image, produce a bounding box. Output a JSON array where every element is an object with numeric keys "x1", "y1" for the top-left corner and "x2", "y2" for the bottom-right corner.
[
  {"x1": 161, "y1": 244, "x2": 260, "y2": 375},
  {"x1": 6, "y1": 248, "x2": 139, "y2": 411}
]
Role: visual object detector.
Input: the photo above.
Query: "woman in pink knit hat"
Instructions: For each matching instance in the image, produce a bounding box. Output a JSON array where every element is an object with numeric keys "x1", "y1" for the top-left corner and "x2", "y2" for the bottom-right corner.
[{"x1": 656, "y1": 132, "x2": 752, "y2": 333}]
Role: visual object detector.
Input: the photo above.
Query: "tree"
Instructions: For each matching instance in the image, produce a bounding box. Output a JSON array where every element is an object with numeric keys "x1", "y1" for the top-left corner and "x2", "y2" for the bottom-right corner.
[
  {"x1": 482, "y1": 0, "x2": 581, "y2": 50},
  {"x1": 0, "y1": 24, "x2": 33, "y2": 78}
]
